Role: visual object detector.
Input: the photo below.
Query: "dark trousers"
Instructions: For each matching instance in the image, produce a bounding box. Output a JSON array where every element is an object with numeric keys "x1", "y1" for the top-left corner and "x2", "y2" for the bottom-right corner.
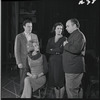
[{"x1": 20, "y1": 68, "x2": 27, "y2": 96}]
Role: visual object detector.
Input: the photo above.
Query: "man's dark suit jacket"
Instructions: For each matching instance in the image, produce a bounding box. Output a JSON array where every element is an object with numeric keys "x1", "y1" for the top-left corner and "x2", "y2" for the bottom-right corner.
[{"x1": 62, "y1": 29, "x2": 86, "y2": 73}]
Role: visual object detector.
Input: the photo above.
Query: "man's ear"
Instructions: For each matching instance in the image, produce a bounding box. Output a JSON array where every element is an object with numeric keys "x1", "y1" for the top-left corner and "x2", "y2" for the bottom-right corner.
[
  {"x1": 73, "y1": 24, "x2": 77, "y2": 28},
  {"x1": 23, "y1": 25, "x2": 25, "y2": 29}
]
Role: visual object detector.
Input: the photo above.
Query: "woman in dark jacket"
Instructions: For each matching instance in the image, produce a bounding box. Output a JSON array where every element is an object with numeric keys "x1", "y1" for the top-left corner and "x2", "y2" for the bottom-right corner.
[{"x1": 46, "y1": 22, "x2": 66, "y2": 98}]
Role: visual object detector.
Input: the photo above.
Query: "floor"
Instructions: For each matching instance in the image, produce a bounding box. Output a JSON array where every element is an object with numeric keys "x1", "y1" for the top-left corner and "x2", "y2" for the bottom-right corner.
[
  {"x1": 1, "y1": 66, "x2": 67, "y2": 98},
  {"x1": 1, "y1": 65, "x2": 99, "y2": 99},
  {"x1": 1, "y1": 68, "x2": 20, "y2": 98}
]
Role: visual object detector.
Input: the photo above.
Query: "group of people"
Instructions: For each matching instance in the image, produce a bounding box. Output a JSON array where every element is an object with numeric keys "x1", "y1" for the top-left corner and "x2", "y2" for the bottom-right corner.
[{"x1": 14, "y1": 18, "x2": 86, "y2": 98}]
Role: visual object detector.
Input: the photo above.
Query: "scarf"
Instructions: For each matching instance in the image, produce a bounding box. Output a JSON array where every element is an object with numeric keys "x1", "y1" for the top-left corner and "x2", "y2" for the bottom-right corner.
[{"x1": 28, "y1": 52, "x2": 41, "y2": 60}]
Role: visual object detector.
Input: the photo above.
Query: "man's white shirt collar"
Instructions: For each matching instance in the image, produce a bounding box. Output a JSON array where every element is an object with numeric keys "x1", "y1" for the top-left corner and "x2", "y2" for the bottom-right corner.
[
  {"x1": 24, "y1": 32, "x2": 31, "y2": 41},
  {"x1": 24, "y1": 32, "x2": 31, "y2": 36}
]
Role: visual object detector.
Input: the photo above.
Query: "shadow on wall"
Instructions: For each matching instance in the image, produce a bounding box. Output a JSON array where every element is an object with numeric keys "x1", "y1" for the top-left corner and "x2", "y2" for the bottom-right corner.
[
  {"x1": 85, "y1": 49, "x2": 99, "y2": 78},
  {"x1": 82, "y1": 49, "x2": 99, "y2": 98}
]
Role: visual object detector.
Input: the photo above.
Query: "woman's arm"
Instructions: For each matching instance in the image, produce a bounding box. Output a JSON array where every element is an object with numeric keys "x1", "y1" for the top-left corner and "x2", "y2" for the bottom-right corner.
[
  {"x1": 36, "y1": 55, "x2": 48, "y2": 78},
  {"x1": 25, "y1": 57, "x2": 31, "y2": 76},
  {"x1": 46, "y1": 38, "x2": 63, "y2": 54},
  {"x1": 46, "y1": 39, "x2": 56, "y2": 54}
]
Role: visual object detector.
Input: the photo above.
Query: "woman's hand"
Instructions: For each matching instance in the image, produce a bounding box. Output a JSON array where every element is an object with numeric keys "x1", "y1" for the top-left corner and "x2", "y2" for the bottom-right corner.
[
  {"x1": 27, "y1": 72, "x2": 38, "y2": 79},
  {"x1": 27, "y1": 72, "x2": 32, "y2": 77},
  {"x1": 27, "y1": 73, "x2": 44, "y2": 79},
  {"x1": 31, "y1": 74, "x2": 38, "y2": 79},
  {"x1": 38, "y1": 73, "x2": 44, "y2": 78}
]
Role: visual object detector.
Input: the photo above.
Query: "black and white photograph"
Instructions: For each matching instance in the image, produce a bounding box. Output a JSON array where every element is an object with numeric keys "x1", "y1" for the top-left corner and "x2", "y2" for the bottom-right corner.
[{"x1": 1, "y1": 0, "x2": 99, "y2": 99}]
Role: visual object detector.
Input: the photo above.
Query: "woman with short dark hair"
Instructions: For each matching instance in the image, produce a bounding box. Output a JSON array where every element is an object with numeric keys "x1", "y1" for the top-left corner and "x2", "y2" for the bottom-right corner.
[{"x1": 46, "y1": 22, "x2": 66, "y2": 98}]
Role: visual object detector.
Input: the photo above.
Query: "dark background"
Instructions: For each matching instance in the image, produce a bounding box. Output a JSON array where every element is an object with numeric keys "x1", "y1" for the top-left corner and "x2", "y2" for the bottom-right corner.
[{"x1": 1, "y1": 0, "x2": 100, "y2": 78}]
